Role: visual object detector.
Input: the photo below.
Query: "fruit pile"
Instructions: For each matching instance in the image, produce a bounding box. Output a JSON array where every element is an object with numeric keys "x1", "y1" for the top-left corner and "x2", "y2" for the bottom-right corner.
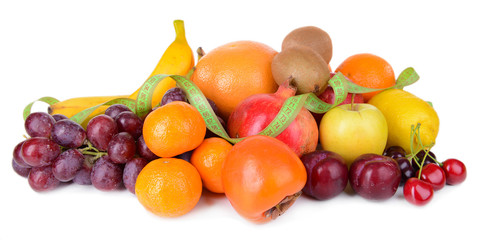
[{"x1": 12, "y1": 20, "x2": 467, "y2": 222}]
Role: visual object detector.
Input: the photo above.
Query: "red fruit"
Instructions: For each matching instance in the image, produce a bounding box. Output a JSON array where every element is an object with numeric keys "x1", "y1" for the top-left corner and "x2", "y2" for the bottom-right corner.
[
  {"x1": 417, "y1": 163, "x2": 446, "y2": 191},
  {"x1": 227, "y1": 80, "x2": 318, "y2": 156},
  {"x1": 313, "y1": 74, "x2": 364, "y2": 126},
  {"x1": 442, "y1": 158, "x2": 467, "y2": 185},
  {"x1": 404, "y1": 178, "x2": 434, "y2": 206}
]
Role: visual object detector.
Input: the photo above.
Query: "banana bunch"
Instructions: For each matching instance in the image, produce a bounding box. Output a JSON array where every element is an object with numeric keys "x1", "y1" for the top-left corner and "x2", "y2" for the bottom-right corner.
[{"x1": 49, "y1": 20, "x2": 195, "y2": 127}]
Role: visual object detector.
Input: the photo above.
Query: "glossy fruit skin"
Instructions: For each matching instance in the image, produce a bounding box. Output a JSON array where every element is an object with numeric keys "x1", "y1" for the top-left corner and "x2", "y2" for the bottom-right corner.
[
  {"x1": 227, "y1": 82, "x2": 318, "y2": 157},
  {"x1": 137, "y1": 135, "x2": 159, "y2": 161},
  {"x1": 86, "y1": 114, "x2": 118, "y2": 151},
  {"x1": 107, "y1": 132, "x2": 136, "y2": 164},
  {"x1": 349, "y1": 154, "x2": 401, "y2": 200},
  {"x1": 21, "y1": 137, "x2": 61, "y2": 167},
  {"x1": 320, "y1": 104, "x2": 388, "y2": 166},
  {"x1": 91, "y1": 156, "x2": 123, "y2": 191},
  {"x1": 12, "y1": 159, "x2": 31, "y2": 177},
  {"x1": 28, "y1": 166, "x2": 60, "y2": 192},
  {"x1": 105, "y1": 104, "x2": 131, "y2": 119},
  {"x1": 160, "y1": 87, "x2": 187, "y2": 106},
  {"x1": 442, "y1": 158, "x2": 467, "y2": 185},
  {"x1": 404, "y1": 178, "x2": 434, "y2": 206},
  {"x1": 115, "y1": 111, "x2": 143, "y2": 139},
  {"x1": 222, "y1": 135, "x2": 307, "y2": 223},
  {"x1": 412, "y1": 150, "x2": 437, "y2": 172},
  {"x1": 417, "y1": 163, "x2": 446, "y2": 191},
  {"x1": 123, "y1": 157, "x2": 149, "y2": 194},
  {"x1": 51, "y1": 119, "x2": 87, "y2": 148},
  {"x1": 300, "y1": 150, "x2": 348, "y2": 200},
  {"x1": 52, "y1": 149, "x2": 84, "y2": 182},
  {"x1": 24, "y1": 112, "x2": 56, "y2": 138},
  {"x1": 394, "y1": 157, "x2": 415, "y2": 185},
  {"x1": 384, "y1": 146, "x2": 406, "y2": 159},
  {"x1": 13, "y1": 141, "x2": 30, "y2": 168}
]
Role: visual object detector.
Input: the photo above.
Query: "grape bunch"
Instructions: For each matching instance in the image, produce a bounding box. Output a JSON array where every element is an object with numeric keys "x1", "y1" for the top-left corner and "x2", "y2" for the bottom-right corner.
[{"x1": 13, "y1": 87, "x2": 220, "y2": 194}]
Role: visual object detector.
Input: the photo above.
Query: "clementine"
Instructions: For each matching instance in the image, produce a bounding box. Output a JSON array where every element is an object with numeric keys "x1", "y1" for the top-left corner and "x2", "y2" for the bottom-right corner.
[
  {"x1": 135, "y1": 158, "x2": 202, "y2": 217},
  {"x1": 191, "y1": 40, "x2": 278, "y2": 119},
  {"x1": 142, "y1": 101, "x2": 206, "y2": 157},
  {"x1": 335, "y1": 53, "x2": 395, "y2": 101},
  {"x1": 190, "y1": 137, "x2": 233, "y2": 193}
]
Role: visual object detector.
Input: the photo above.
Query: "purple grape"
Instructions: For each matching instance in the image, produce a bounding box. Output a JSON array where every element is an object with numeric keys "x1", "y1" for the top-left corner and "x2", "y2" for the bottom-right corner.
[
  {"x1": 175, "y1": 150, "x2": 193, "y2": 162},
  {"x1": 105, "y1": 104, "x2": 132, "y2": 119},
  {"x1": 25, "y1": 112, "x2": 56, "y2": 138},
  {"x1": 12, "y1": 158, "x2": 31, "y2": 177},
  {"x1": 160, "y1": 87, "x2": 187, "y2": 106},
  {"x1": 13, "y1": 140, "x2": 30, "y2": 168},
  {"x1": 205, "y1": 115, "x2": 226, "y2": 138},
  {"x1": 51, "y1": 114, "x2": 68, "y2": 122},
  {"x1": 86, "y1": 114, "x2": 118, "y2": 151},
  {"x1": 51, "y1": 119, "x2": 87, "y2": 148},
  {"x1": 137, "y1": 135, "x2": 158, "y2": 161},
  {"x1": 21, "y1": 137, "x2": 61, "y2": 167},
  {"x1": 28, "y1": 165, "x2": 60, "y2": 192},
  {"x1": 73, "y1": 158, "x2": 93, "y2": 185},
  {"x1": 115, "y1": 111, "x2": 143, "y2": 139},
  {"x1": 52, "y1": 149, "x2": 85, "y2": 182},
  {"x1": 91, "y1": 156, "x2": 123, "y2": 191},
  {"x1": 123, "y1": 157, "x2": 149, "y2": 194},
  {"x1": 107, "y1": 132, "x2": 136, "y2": 164},
  {"x1": 207, "y1": 98, "x2": 220, "y2": 116}
]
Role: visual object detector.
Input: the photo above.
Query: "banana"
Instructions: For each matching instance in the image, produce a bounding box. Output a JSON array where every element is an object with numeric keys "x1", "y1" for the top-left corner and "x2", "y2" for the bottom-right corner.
[{"x1": 49, "y1": 19, "x2": 195, "y2": 125}]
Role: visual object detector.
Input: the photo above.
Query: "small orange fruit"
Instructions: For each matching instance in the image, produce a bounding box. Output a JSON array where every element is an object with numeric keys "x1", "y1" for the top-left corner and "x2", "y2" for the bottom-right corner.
[
  {"x1": 135, "y1": 158, "x2": 202, "y2": 217},
  {"x1": 335, "y1": 53, "x2": 395, "y2": 101},
  {"x1": 142, "y1": 101, "x2": 206, "y2": 157},
  {"x1": 191, "y1": 40, "x2": 278, "y2": 119},
  {"x1": 190, "y1": 137, "x2": 233, "y2": 193}
]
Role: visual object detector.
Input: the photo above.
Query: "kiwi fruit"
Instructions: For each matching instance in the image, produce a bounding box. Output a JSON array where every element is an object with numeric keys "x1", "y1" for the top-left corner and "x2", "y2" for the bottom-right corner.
[
  {"x1": 271, "y1": 45, "x2": 330, "y2": 94},
  {"x1": 282, "y1": 26, "x2": 333, "y2": 64}
]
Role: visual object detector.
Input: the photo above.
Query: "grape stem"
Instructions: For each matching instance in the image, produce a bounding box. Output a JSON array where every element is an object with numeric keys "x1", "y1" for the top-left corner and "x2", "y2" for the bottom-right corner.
[{"x1": 79, "y1": 141, "x2": 107, "y2": 163}]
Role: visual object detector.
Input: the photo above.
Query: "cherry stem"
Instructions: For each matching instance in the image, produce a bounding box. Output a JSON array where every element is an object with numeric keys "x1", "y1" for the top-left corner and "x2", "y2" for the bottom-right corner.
[{"x1": 408, "y1": 124, "x2": 441, "y2": 180}]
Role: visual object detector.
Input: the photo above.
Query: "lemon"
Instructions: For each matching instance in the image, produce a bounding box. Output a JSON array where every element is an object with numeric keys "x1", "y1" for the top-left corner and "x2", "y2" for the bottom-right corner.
[{"x1": 368, "y1": 89, "x2": 439, "y2": 155}]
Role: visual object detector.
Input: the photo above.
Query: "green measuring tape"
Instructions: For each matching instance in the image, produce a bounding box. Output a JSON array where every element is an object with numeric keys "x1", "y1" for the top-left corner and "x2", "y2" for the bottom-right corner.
[{"x1": 23, "y1": 67, "x2": 419, "y2": 145}]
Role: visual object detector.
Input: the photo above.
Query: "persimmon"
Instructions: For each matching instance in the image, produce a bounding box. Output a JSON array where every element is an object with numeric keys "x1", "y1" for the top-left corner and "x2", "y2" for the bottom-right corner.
[{"x1": 222, "y1": 135, "x2": 307, "y2": 223}]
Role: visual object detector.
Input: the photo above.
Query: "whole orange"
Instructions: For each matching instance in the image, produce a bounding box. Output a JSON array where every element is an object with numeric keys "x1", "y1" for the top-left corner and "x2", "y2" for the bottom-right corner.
[
  {"x1": 222, "y1": 135, "x2": 307, "y2": 223},
  {"x1": 135, "y1": 158, "x2": 202, "y2": 217},
  {"x1": 335, "y1": 53, "x2": 395, "y2": 101},
  {"x1": 191, "y1": 41, "x2": 278, "y2": 119},
  {"x1": 142, "y1": 101, "x2": 206, "y2": 157},
  {"x1": 190, "y1": 137, "x2": 233, "y2": 193}
]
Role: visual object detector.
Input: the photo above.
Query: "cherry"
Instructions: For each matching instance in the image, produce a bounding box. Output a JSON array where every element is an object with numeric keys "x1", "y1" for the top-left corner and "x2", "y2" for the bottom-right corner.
[
  {"x1": 403, "y1": 178, "x2": 434, "y2": 206},
  {"x1": 417, "y1": 163, "x2": 446, "y2": 191},
  {"x1": 383, "y1": 146, "x2": 406, "y2": 159},
  {"x1": 442, "y1": 158, "x2": 467, "y2": 185},
  {"x1": 412, "y1": 150, "x2": 437, "y2": 172},
  {"x1": 394, "y1": 157, "x2": 415, "y2": 185}
]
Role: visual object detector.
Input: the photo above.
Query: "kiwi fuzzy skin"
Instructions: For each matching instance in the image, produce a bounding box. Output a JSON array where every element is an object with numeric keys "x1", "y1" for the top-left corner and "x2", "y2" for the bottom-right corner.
[
  {"x1": 282, "y1": 26, "x2": 333, "y2": 64},
  {"x1": 271, "y1": 45, "x2": 330, "y2": 95}
]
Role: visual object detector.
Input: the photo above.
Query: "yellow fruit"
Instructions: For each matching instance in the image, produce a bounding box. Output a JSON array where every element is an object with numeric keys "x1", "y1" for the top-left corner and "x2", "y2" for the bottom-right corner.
[{"x1": 368, "y1": 89, "x2": 439, "y2": 154}]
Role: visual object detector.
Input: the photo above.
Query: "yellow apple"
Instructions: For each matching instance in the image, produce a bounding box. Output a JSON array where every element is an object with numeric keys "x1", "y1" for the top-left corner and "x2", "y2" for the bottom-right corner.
[{"x1": 319, "y1": 103, "x2": 388, "y2": 166}]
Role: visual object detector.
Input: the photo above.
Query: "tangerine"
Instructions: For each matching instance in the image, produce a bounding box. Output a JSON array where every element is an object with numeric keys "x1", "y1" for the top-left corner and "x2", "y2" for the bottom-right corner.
[
  {"x1": 335, "y1": 53, "x2": 395, "y2": 101},
  {"x1": 190, "y1": 137, "x2": 233, "y2": 193},
  {"x1": 222, "y1": 135, "x2": 307, "y2": 223},
  {"x1": 191, "y1": 40, "x2": 278, "y2": 119},
  {"x1": 135, "y1": 158, "x2": 202, "y2": 217},
  {"x1": 142, "y1": 101, "x2": 206, "y2": 157}
]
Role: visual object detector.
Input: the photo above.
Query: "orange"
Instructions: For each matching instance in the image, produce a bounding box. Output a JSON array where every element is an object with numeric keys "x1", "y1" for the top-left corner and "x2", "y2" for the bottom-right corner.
[
  {"x1": 222, "y1": 135, "x2": 306, "y2": 223},
  {"x1": 335, "y1": 53, "x2": 395, "y2": 101},
  {"x1": 135, "y1": 158, "x2": 202, "y2": 217},
  {"x1": 190, "y1": 137, "x2": 233, "y2": 193},
  {"x1": 142, "y1": 101, "x2": 206, "y2": 157},
  {"x1": 191, "y1": 40, "x2": 278, "y2": 119}
]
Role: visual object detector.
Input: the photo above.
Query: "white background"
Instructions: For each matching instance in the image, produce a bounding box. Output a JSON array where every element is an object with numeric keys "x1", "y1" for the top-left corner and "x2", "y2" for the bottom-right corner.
[{"x1": 1, "y1": 0, "x2": 478, "y2": 239}]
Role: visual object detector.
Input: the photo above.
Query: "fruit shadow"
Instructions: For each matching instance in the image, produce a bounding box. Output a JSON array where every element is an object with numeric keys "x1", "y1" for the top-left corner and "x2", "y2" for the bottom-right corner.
[{"x1": 195, "y1": 188, "x2": 229, "y2": 210}]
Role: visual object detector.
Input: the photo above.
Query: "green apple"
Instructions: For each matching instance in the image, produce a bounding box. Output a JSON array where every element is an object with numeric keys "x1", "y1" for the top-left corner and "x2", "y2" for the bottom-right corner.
[{"x1": 319, "y1": 103, "x2": 388, "y2": 166}]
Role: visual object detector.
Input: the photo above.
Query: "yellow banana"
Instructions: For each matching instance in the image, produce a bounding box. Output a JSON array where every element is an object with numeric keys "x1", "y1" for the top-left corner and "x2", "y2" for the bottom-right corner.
[{"x1": 49, "y1": 19, "x2": 195, "y2": 125}]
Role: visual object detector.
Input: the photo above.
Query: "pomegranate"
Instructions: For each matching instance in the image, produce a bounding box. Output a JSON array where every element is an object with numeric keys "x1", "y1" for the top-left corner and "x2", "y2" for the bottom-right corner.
[{"x1": 227, "y1": 80, "x2": 318, "y2": 156}]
